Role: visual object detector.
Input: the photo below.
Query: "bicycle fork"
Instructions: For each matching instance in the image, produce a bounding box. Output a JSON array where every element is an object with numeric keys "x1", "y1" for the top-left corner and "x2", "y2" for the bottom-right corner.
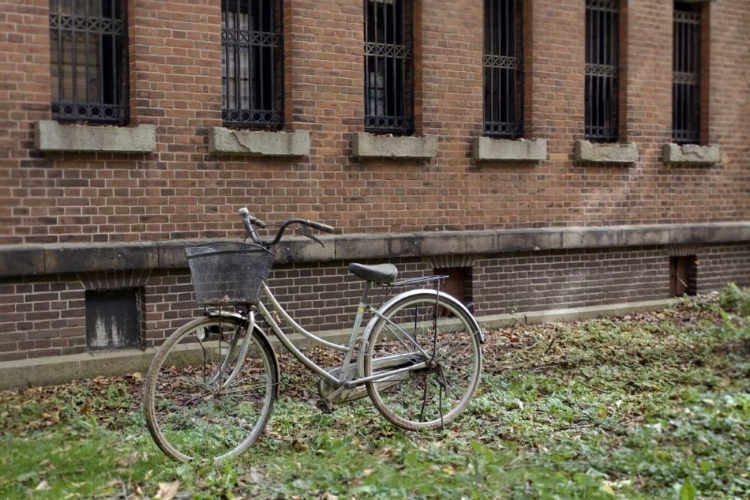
[{"x1": 207, "y1": 311, "x2": 256, "y2": 390}]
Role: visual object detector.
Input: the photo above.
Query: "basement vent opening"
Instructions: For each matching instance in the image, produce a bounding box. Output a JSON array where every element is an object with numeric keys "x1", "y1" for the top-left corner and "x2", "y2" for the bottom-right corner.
[
  {"x1": 434, "y1": 267, "x2": 474, "y2": 314},
  {"x1": 670, "y1": 255, "x2": 697, "y2": 297},
  {"x1": 85, "y1": 288, "x2": 142, "y2": 350}
]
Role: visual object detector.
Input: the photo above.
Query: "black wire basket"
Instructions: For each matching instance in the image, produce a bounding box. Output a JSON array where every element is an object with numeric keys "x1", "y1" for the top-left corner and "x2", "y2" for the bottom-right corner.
[{"x1": 185, "y1": 242, "x2": 275, "y2": 306}]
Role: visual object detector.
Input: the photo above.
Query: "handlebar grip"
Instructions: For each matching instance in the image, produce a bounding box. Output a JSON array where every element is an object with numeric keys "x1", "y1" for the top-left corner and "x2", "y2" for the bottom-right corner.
[
  {"x1": 306, "y1": 220, "x2": 335, "y2": 233},
  {"x1": 238, "y1": 207, "x2": 266, "y2": 229}
]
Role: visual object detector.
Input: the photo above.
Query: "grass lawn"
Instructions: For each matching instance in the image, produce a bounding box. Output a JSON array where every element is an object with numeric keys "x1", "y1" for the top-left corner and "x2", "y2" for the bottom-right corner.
[{"x1": 1, "y1": 285, "x2": 749, "y2": 499}]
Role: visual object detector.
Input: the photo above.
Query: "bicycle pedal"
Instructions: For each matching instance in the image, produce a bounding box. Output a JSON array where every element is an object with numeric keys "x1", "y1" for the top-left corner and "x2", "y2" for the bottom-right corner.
[{"x1": 316, "y1": 398, "x2": 335, "y2": 414}]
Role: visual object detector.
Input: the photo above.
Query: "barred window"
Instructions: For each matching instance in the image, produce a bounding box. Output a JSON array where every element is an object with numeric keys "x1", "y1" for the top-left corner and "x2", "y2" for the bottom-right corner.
[
  {"x1": 222, "y1": 0, "x2": 284, "y2": 129},
  {"x1": 49, "y1": 0, "x2": 128, "y2": 125},
  {"x1": 672, "y1": 2, "x2": 701, "y2": 144},
  {"x1": 585, "y1": 0, "x2": 619, "y2": 142},
  {"x1": 483, "y1": 0, "x2": 523, "y2": 138},
  {"x1": 364, "y1": 0, "x2": 414, "y2": 135}
]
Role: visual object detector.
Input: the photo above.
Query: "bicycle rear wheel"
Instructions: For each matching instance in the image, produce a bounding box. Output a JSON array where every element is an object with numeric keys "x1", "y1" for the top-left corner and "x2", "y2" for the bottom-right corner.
[
  {"x1": 363, "y1": 291, "x2": 482, "y2": 430},
  {"x1": 143, "y1": 316, "x2": 278, "y2": 462}
]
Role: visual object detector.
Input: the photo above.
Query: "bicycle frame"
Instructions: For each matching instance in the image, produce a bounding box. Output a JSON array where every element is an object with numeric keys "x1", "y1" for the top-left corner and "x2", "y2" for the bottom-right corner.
[{"x1": 249, "y1": 281, "x2": 431, "y2": 391}]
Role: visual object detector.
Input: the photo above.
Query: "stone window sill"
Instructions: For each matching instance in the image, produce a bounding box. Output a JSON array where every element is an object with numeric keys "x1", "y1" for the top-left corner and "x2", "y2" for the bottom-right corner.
[
  {"x1": 209, "y1": 128, "x2": 310, "y2": 156},
  {"x1": 473, "y1": 137, "x2": 547, "y2": 161},
  {"x1": 35, "y1": 121, "x2": 156, "y2": 153},
  {"x1": 575, "y1": 140, "x2": 638, "y2": 164},
  {"x1": 662, "y1": 143, "x2": 720, "y2": 165},
  {"x1": 351, "y1": 132, "x2": 438, "y2": 159}
]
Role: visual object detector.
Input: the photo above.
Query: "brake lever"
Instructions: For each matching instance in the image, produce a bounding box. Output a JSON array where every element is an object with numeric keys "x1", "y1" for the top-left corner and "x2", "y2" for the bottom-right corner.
[{"x1": 300, "y1": 225, "x2": 325, "y2": 247}]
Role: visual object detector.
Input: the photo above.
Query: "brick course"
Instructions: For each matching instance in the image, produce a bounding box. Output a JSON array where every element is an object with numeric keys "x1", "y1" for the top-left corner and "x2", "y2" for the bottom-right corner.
[{"x1": 1, "y1": 243, "x2": 749, "y2": 362}]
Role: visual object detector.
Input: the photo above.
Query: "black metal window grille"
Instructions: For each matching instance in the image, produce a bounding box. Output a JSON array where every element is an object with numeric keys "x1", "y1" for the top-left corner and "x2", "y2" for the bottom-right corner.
[
  {"x1": 364, "y1": 0, "x2": 414, "y2": 135},
  {"x1": 483, "y1": 0, "x2": 523, "y2": 138},
  {"x1": 672, "y1": 2, "x2": 701, "y2": 144},
  {"x1": 585, "y1": 0, "x2": 619, "y2": 142},
  {"x1": 222, "y1": 0, "x2": 284, "y2": 129},
  {"x1": 49, "y1": 0, "x2": 128, "y2": 125}
]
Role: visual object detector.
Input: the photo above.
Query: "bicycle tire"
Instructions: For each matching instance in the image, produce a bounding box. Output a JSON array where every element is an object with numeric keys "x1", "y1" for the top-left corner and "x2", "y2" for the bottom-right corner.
[
  {"x1": 362, "y1": 291, "x2": 482, "y2": 430},
  {"x1": 143, "y1": 315, "x2": 278, "y2": 462}
]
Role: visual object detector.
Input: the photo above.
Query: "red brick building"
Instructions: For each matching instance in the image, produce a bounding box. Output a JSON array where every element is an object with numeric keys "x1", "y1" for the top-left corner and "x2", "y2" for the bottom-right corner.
[{"x1": 1, "y1": 0, "x2": 748, "y2": 382}]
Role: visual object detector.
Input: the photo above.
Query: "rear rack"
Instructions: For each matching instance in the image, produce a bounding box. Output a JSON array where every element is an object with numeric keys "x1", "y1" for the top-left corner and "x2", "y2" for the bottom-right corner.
[{"x1": 387, "y1": 275, "x2": 449, "y2": 288}]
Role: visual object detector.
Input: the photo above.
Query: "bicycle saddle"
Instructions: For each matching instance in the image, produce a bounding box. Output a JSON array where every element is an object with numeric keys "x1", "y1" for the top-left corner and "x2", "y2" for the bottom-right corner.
[{"x1": 348, "y1": 263, "x2": 398, "y2": 284}]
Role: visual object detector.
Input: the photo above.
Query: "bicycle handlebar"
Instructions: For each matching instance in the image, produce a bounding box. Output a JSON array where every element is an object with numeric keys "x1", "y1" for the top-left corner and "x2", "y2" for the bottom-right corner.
[
  {"x1": 238, "y1": 208, "x2": 335, "y2": 247},
  {"x1": 305, "y1": 220, "x2": 335, "y2": 234}
]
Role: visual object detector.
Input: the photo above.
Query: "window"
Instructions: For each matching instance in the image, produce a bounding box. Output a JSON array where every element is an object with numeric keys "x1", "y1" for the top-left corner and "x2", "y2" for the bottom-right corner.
[
  {"x1": 483, "y1": 0, "x2": 523, "y2": 138},
  {"x1": 49, "y1": 0, "x2": 128, "y2": 125},
  {"x1": 585, "y1": 0, "x2": 619, "y2": 142},
  {"x1": 222, "y1": 0, "x2": 283, "y2": 129},
  {"x1": 364, "y1": 0, "x2": 414, "y2": 135},
  {"x1": 672, "y1": 2, "x2": 701, "y2": 144}
]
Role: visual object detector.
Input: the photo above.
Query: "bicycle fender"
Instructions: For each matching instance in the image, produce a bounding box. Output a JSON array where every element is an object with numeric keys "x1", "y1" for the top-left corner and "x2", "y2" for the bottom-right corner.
[
  {"x1": 251, "y1": 324, "x2": 281, "y2": 399},
  {"x1": 204, "y1": 310, "x2": 246, "y2": 322}
]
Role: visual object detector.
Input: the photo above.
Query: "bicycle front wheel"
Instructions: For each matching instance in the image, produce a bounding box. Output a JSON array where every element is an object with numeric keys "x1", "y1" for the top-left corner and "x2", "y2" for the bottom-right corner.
[
  {"x1": 143, "y1": 316, "x2": 278, "y2": 462},
  {"x1": 363, "y1": 291, "x2": 482, "y2": 430}
]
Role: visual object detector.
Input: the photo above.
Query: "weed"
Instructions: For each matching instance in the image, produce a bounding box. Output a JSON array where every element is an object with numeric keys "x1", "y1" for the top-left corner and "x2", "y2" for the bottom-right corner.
[{"x1": 1, "y1": 287, "x2": 749, "y2": 499}]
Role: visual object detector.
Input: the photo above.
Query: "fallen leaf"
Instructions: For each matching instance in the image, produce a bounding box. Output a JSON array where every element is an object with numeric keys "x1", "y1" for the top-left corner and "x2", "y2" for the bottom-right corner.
[
  {"x1": 602, "y1": 483, "x2": 615, "y2": 495},
  {"x1": 35, "y1": 479, "x2": 50, "y2": 491},
  {"x1": 291, "y1": 439, "x2": 308, "y2": 452},
  {"x1": 154, "y1": 481, "x2": 180, "y2": 500},
  {"x1": 131, "y1": 480, "x2": 144, "y2": 499},
  {"x1": 117, "y1": 452, "x2": 140, "y2": 467}
]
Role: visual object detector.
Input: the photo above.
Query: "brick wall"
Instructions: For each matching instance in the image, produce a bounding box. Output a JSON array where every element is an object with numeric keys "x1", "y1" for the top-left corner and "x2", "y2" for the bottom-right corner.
[
  {"x1": 1, "y1": 0, "x2": 748, "y2": 244},
  {"x1": 0, "y1": 0, "x2": 50, "y2": 243},
  {"x1": 697, "y1": 244, "x2": 750, "y2": 294},
  {"x1": 474, "y1": 247, "x2": 669, "y2": 314},
  {"x1": 0, "y1": 274, "x2": 85, "y2": 363},
  {"x1": 2, "y1": 243, "x2": 749, "y2": 362}
]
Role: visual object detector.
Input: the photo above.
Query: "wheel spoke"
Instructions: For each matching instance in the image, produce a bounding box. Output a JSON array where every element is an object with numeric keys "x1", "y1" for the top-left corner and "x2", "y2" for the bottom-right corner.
[
  {"x1": 364, "y1": 292, "x2": 482, "y2": 431},
  {"x1": 144, "y1": 317, "x2": 277, "y2": 462}
]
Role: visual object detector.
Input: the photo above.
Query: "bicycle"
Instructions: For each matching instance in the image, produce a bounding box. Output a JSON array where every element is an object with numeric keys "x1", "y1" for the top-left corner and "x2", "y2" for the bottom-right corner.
[{"x1": 143, "y1": 208, "x2": 485, "y2": 462}]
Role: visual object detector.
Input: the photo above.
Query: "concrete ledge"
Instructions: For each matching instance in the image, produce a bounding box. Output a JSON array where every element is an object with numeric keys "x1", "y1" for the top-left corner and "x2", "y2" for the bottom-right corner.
[
  {"x1": 575, "y1": 140, "x2": 638, "y2": 164},
  {"x1": 352, "y1": 132, "x2": 438, "y2": 159},
  {"x1": 662, "y1": 143, "x2": 720, "y2": 165},
  {"x1": 480, "y1": 298, "x2": 678, "y2": 330},
  {"x1": 0, "y1": 348, "x2": 159, "y2": 390},
  {"x1": 2, "y1": 222, "x2": 749, "y2": 278},
  {"x1": 209, "y1": 128, "x2": 310, "y2": 156},
  {"x1": 472, "y1": 137, "x2": 547, "y2": 161},
  {"x1": 0, "y1": 298, "x2": 678, "y2": 389},
  {"x1": 35, "y1": 120, "x2": 156, "y2": 153}
]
